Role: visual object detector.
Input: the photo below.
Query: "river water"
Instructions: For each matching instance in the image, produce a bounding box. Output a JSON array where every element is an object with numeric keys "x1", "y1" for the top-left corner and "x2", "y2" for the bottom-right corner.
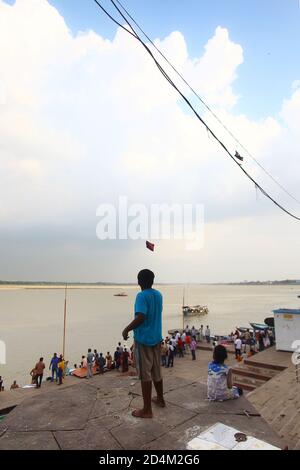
[{"x1": 0, "y1": 284, "x2": 298, "y2": 387}]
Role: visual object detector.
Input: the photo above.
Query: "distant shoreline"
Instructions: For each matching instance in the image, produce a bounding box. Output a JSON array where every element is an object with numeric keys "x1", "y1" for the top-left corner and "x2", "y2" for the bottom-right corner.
[
  {"x1": 0, "y1": 280, "x2": 300, "y2": 290},
  {"x1": 0, "y1": 284, "x2": 139, "y2": 290}
]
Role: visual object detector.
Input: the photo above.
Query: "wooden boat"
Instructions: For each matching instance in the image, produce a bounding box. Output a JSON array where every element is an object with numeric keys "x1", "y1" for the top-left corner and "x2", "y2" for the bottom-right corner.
[
  {"x1": 183, "y1": 305, "x2": 209, "y2": 316},
  {"x1": 72, "y1": 365, "x2": 98, "y2": 378},
  {"x1": 250, "y1": 322, "x2": 270, "y2": 331},
  {"x1": 181, "y1": 287, "x2": 208, "y2": 317}
]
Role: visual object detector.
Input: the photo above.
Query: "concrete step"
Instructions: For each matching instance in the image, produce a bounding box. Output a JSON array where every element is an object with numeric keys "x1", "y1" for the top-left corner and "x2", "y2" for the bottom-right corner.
[
  {"x1": 232, "y1": 364, "x2": 278, "y2": 382},
  {"x1": 260, "y1": 398, "x2": 286, "y2": 421},
  {"x1": 232, "y1": 371, "x2": 267, "y2": 389},
  {"x1": 232, "y1": 380, "x2": 256, "y2": 392},
  {"x1": 270, "y1": 405, "x2": 298, "y2": 433},
  {"x1": 285, "y1": 414, "x2": 300, "y2": 446},
  {"x1": 244, "y1": 358, "x2": 287, "y2": 372},
  {"x1": 232, "y1": 374, "x2": 265, "y2": 391}
]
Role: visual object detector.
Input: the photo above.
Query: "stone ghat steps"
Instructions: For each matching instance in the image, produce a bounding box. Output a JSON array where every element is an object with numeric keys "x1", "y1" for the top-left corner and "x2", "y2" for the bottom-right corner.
[
  {"x1": 232, "y1": 360, "x2": 284, "y2": 392},
  {"x1": 232, "y1": 363, "x2": 278, "y2": 382},
  {"x1": 244, "y1": 358, "x2": 287, "y2": 371},
  {"x1": 261, "y1": 374, "x2": 300, "y2": 450},
  {"x1": 232, "y1": 376, "x2": 267, "y2": 392},
  {"x1": 259, "y1": 399, "x2": 300, "y2": 450},
  {"x1": 247, "y1": 367, "x2": 300, "y2": 450},
  {"x1": 273, "y1": 411, "x2": 300, "y2": 450}
]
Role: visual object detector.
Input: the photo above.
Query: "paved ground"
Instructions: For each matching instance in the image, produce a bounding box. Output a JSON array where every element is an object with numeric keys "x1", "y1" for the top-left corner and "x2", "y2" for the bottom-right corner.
[
  {"x1": 248, "y1": 364, "x2": 300, "y2": 450},
  {"x1": 244, "y1": 347, "x2": 292, "y2": 369},
  {"x1": 0, "y1": 351, "x2": 284, "y2": 450}
]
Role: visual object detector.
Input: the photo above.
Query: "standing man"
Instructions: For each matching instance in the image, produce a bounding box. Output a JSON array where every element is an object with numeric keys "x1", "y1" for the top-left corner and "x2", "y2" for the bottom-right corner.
[
  {"x1": 205, "y1": 325, "x2": 211, "y2": 344},
  {"x1": 244, "y1": 329, "x2": 251, "y2": 353},
  {"x1": 57, "y1": 355, "x2": 65, "y2": 385},
  {"x1": 35, "y1": 357, "x2": 45, "y2": 388},
  {"x1": 49, "y1": 353, "x2": 59, "y2": 382},
  {"x1": 167, "y1": 341, "x2": 174, "y2": 367},
  {"x1": 199, "y1": 325, "x2": 204, "y2": 342},
  {"x1": 235, "y1": 336, "x2": 242, "y2": 359},
  {"x1": 98, "y1": 353, "x2": 105, "y2": 374},
  {"x1": 190, "y1": 337, "x2": 197, "y2": 360},
  {"x1": 86, "y1": 348, "x2": 94, "y2": 379},
  {"x1": 114, "y1": 347, "x2": 121, "y2": 370},
  {"x1": 122, "y1": 269, "x2": 164, "y2": 418}
]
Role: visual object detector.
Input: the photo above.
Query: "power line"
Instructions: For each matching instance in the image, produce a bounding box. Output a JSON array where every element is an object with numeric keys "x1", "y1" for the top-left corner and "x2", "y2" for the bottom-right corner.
[
  {"x1": 93, "y1": 0, "x2": 137, "y2": 39},
  {"x1": 114, "y1": 0, "x2": 300, "y2": 205},
  {"x1": 92, "y1": 0, "x2": 300, "y2": 222}
]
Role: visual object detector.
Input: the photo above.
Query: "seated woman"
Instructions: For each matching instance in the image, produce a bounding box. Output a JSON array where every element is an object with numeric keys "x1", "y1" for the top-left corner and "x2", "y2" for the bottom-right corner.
[{"x1": 207, "y1": 345, "x2": 242, "y2": 401}]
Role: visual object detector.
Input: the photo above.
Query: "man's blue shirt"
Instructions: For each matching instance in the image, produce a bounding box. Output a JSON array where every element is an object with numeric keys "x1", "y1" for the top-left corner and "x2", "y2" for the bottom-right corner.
[{"x1": 134, "y1": 288, "x2": 163, "y2": 346}]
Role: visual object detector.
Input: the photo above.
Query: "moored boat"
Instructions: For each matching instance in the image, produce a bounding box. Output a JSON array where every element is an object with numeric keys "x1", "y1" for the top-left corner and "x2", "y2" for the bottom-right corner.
[
  {"x1": 114, "y1": 292, "x2": 128, "y2": 297},
  {"x1": 183, "y1": 305, "x2": 209, "y2": 316}
]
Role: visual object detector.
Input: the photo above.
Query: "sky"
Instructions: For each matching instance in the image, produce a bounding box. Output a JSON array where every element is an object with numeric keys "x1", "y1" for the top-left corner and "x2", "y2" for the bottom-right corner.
[{"x1": 0, "y1": 0, "x2": 300, "y2": 283}]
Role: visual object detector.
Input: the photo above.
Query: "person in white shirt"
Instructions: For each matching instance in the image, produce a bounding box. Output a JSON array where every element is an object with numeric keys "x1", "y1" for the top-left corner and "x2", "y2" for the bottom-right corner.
[
  {"x1": 167, "y1": 342, "x2": 174, "y2": 367},
  {"x1": 205, "y1": 326, "x2": 211, "y2": 344},
  {"x1": 175, "y1": 331, "x2": 181, "y2": 342},
  {"x1": 234, "y1": 338, "x2": 242, "y2": 359},
  {"x1": 199, "y1": 325, "x2": 204, "y2": 342},
  {"x1": 181, "y1": 332, "x2": 187, "y2": 354}
]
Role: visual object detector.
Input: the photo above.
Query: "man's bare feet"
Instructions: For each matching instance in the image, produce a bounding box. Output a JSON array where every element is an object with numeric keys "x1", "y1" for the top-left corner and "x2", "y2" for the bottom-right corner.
[
  {"x1": 152, "y1": 396, "x2": 166, "y2": 408},
  {"x1": 132, "y1": 409, "x2": 153, "y2": 419}
]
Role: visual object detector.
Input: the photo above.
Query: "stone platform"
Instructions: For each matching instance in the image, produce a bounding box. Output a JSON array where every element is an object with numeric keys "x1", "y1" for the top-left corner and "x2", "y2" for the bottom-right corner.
[{"x1": 0, "y1": 352, "x2": 285, "y2": 450}]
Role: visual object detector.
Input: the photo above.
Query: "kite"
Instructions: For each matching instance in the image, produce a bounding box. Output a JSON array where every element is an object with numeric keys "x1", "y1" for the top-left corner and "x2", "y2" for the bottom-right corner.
[{"x1": 146, "y1": 241, "x2": 155, "y2": 252}]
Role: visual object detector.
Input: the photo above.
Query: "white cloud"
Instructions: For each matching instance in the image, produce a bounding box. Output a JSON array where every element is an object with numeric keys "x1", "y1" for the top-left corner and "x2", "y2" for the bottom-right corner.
[
  {"x1": 0, "y1": 0, "x2": 300, "y2": 281},
  {"x1": 184, "y1": 26, "x2": 244, "y2": 109}
]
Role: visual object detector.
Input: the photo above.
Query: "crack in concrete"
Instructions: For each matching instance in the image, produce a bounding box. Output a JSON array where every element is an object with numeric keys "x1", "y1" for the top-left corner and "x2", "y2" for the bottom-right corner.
[
  {"x1": 108, "y1": 427, "x2": 125, "y2": 450},
  {"x1": 0, "y1": 428, "x2": 7, "y2": 439},
  {"x1": 52, "y1": 431, "x2": 62, "y2": 450}
]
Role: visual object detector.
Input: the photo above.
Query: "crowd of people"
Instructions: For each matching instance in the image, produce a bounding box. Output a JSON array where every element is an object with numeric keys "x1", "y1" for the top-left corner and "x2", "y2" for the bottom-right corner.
[
  {"x1": 78, "y1": 343, "x2": 132, "y2": 378},
  {"x1": 160, "y1": 325, "x2": 203, "y2": 367},
  {"x1": 18, "y1": 342, "x2": 135, "y2": 389},
  {"x1": 232, "y1": 327, "x2": 275, "y2": 359}
]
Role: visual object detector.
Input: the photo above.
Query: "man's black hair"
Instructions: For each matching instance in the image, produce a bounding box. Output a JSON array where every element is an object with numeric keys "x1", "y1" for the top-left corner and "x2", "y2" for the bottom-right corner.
[
  {"x1": 138, "y1": 269, "x2": 155, "y2": 289},
  {"x1": 213, "y1": 345, "x2": 228, "y2": 364}
]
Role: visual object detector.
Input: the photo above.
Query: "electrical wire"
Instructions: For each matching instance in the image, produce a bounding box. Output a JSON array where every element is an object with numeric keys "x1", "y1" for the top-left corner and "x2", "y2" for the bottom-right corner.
[
  {"x1": 114, "y1": 0, "x2": 300, "y2": 205},
  {"x1": 92, "y1": 0, "x2": 300, "y2": 222},
  {"x1": 93, "y1": 0, "x2": 137, "y2": 39}
]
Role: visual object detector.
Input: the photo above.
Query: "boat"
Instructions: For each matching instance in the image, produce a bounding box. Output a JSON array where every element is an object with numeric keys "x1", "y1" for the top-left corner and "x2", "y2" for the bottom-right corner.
[
  {"x1": 250, "y1": 322, "x2": 270, "y2": 331},
  {"x1": 237, "y1": 326, "x2": 254, "y2": 334},
  {"x1": 182, "y1": 305, "x2": 209, "y2": 316},
  {"x1": 114, "y1": 292, "x2": 128, "y2": 297},
  {"x1": 72, "y1": 364, "x2": 98, "y2": 378},
  {"x1": 180, "y1": 286, "x2": 208, "y2": 317}
]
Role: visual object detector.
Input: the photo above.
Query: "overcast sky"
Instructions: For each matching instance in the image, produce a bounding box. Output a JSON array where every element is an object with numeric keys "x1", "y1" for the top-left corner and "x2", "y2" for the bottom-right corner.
[{"x1": 0, "y1": 0, "x2": 300, "y2": 283}]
